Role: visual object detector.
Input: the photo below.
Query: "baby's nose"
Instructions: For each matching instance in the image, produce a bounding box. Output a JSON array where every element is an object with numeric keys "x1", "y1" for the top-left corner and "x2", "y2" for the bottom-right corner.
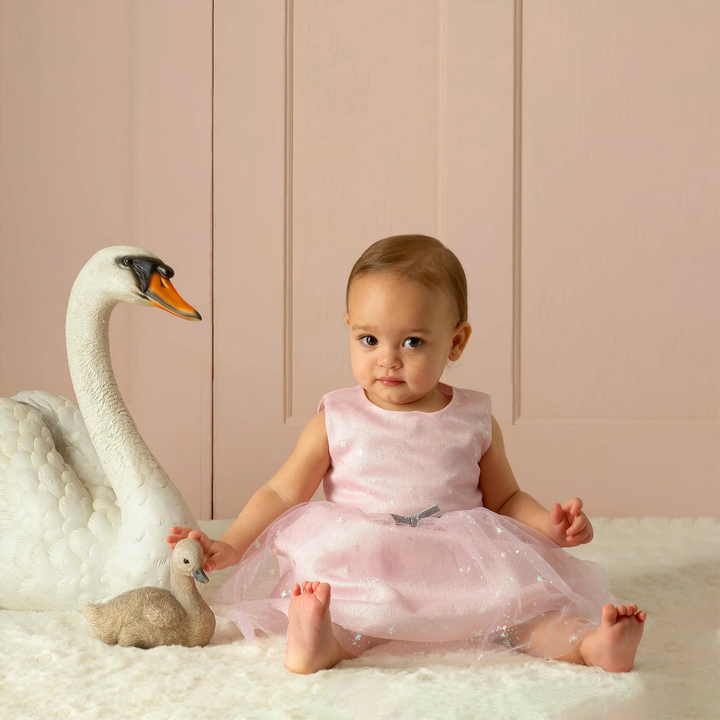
[{"x1": 379, "y1": 351, "x2": 401, "y2": 369}]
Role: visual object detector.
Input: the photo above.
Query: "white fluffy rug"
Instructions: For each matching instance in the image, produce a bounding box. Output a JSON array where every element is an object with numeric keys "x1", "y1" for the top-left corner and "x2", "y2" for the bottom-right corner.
[{"x1": 1, "y1": 518, "x2": 717, "y2": 720}]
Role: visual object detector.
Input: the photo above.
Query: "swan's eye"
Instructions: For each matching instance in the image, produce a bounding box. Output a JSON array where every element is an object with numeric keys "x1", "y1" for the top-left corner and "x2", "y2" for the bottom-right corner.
[
  {"x1": 183, "y1": 558, "x2": 190, "y2": 564},
  {"x1": 122, "y1": 257, "x2": 132, "y2": 267}
]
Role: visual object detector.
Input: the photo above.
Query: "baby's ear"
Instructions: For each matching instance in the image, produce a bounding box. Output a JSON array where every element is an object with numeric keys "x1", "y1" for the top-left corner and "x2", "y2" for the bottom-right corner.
[
  {"x1": 344, "y1": 313, "x2": 350, "y2": 326},
  {"x1": 453, "y1": 321, "x2": 472, "y2": 354}
]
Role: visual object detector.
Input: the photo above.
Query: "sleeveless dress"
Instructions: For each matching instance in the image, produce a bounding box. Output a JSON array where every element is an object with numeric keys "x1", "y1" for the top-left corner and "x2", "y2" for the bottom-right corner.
[{"x1": 212, "y1": 383, "x2": 617, "y2": 658}]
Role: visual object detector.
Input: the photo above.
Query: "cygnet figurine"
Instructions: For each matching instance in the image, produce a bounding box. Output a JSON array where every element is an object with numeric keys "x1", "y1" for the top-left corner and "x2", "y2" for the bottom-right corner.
[{"x1": 83, "y1": 538, "x2": 216, "y2": 648}]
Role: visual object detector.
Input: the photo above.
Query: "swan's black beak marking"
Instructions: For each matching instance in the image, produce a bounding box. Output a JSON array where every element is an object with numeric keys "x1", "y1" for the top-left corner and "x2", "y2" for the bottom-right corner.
[
  {"x1": 119, "y1": 256, "x2": 174, "y2": 293},
  {"x1": 118, "y1": 254, "x2": 202, "y2": 321}
]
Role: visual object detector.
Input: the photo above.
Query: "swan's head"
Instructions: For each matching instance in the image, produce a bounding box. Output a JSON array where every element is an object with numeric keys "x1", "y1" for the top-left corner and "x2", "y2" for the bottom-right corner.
[
  {"x1": 172, "y1": 538, "x2": 209, "y2": 583},
  {"x1": 75, "y1": 246, "x2": 201, "y2": 321}
]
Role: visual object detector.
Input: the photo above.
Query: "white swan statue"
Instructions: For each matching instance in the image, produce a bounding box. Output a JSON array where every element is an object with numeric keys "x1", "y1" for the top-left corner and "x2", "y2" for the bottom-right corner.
[{"x1": 0, "y1": 246, "x2": 201, "y2": 611}]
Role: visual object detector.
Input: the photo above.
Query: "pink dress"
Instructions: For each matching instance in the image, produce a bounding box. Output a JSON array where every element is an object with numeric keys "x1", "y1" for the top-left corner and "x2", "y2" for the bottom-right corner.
[{"x1": 212, "y1": 383, "x2": 617, "y2": 658}]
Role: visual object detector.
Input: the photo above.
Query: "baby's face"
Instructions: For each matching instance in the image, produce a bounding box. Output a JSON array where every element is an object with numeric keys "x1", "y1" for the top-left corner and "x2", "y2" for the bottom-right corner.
[{"x1": 346, "y1": 272, "x2": 470, "y2": 411}]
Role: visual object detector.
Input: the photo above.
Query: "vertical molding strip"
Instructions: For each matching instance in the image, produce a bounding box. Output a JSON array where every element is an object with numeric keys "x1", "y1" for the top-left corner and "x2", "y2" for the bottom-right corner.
[
  {"x1": 512, "y1": 0, "x2": 523, "y2": 423},
  {"x1": 284, "y1": 0, "x2": 294, "y2": 422},
  {"x1": 210, "y1": 0, "x2": 215, "y2": 519},
  {"x1": 437, "y1": 0, "x2": 447, "y2": 242},
  {"x1": 127, "y1": 2, "x2": 137, "y2": 407}
]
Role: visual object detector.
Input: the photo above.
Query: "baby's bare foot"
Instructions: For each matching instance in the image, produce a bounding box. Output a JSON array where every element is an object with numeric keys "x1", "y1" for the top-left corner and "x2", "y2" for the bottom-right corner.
[
  {"x1": 285, "y1": 581, "x2": 355, "y2": 674},
  {"x1": 579, "y1": 604, "x2": 647, "y2": 672}
]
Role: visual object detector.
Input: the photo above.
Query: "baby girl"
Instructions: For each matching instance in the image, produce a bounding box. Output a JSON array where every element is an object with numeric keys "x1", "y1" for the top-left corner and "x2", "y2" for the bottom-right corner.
[{"x1": 167, "y1": 234, "x2": 646, "y2": 674}]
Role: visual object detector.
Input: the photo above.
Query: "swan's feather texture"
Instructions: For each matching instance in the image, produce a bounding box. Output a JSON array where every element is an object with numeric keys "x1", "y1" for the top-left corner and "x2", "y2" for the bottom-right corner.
[
  {"x1": 0, "y1": 395, "x2": 119, "y2": 610},
  {"x1": 0, "y1": 390, "x2": 197, "y2": 610},
  {"x1": 12, "y1": 391, "x2": 110, "y2": 489}
]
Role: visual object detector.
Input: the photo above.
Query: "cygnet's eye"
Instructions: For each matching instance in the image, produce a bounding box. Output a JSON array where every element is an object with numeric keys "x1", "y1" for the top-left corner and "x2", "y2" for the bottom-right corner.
[
  {"x1": 183, "y1": 558, "x2": 190, "y2": 564},
  {"x1": 122, "y1": 257, "x2": 132, "y2": 267},
  {"x1": 403, "y1": 337, "x2": 424, "y2": 349},
  {"x1": 360, "y1": 335, "x2": 378, "y2": 348}
]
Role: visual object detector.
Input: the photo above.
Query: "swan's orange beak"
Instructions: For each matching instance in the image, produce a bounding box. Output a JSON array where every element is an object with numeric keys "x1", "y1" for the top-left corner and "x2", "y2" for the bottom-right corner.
[{"x1": 146, "y1": 272, "x2": 202, "y2": 321}]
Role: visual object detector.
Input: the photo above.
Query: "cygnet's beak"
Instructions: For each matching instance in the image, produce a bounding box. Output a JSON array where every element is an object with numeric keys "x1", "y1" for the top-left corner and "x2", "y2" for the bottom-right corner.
[{"x1": 193, "y1": 568, "x2": 209, "y2": 583}]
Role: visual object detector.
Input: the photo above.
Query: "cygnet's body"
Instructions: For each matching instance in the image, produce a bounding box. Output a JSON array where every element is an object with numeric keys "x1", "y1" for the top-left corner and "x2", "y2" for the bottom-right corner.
[{"x1": 83, "y1": 538, "x2": 215, "y2": 648}]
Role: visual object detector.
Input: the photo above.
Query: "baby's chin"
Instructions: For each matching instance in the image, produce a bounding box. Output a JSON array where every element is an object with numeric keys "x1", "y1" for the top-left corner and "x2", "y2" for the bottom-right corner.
[{"x1": 366, "y1": 383, "x2": 442, "y2": 407}]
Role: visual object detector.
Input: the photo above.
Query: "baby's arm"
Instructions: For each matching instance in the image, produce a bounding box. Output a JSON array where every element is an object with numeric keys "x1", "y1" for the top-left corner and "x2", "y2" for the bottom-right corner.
[
  {"x1": 479, "y1": 415, "x2": 593, "y2": 547},
  {"x1": 219, "y1": 410, "x2": 330, "y2": 561},
  {"x1": 167, "y1": 410, "x2": 330, "y2": 571}
]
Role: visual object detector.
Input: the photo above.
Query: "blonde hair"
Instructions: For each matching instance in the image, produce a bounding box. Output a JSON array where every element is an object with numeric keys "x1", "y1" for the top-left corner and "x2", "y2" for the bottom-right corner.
[{"x1": 346, "y1": 235, "x2": 468, "y2": 325}]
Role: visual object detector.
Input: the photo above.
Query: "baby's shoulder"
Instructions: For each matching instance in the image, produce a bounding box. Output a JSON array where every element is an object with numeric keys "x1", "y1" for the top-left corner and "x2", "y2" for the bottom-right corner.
[
  {"x1": 316, "y1": 385, "x2": 360, "y2": 413},
  {"x1": 451, "y1": 385, "x2": 492, "y2": 410}
]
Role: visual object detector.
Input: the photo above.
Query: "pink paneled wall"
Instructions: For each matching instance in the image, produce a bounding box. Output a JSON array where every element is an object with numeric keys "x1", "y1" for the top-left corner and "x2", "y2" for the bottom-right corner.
[
  {"x1": 213, "y1": 0, "x2": 719, "y2": 519},
  {"x1": 1, "y1": 1, "x2": 717, "y2": 520},
  {"x1": 0, "y1": 0, "x2": 213, "y2": 518}
]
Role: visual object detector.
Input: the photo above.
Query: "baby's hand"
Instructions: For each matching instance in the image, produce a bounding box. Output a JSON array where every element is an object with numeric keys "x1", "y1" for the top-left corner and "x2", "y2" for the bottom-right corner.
[
  {"x1": 166, "y1": 526, "x2": 238, "y2": 573},
  {"x1": 545, "y1": 498, "x2": 594, "y2": 548}
]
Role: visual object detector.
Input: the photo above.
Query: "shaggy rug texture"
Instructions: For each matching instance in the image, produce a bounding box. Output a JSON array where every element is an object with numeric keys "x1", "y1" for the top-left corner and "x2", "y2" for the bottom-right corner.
[{"x1": 0, "y1": 518, "x2": 717, "y2": 720}]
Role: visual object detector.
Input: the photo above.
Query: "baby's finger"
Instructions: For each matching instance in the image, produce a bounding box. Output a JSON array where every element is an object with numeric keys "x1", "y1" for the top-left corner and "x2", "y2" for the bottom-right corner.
[
  {"x1": 566, "y1": 514, "x2": 586, "y2": 536},
  {"x1": 550, "y1": 502, "x2": 566, "y2": 526},
  {"x1": 563, "y1": 497, "x2": 583, "y2": 517},
  {"x1": 188, "y1": 530, "x2": 212, "y2": 552},
  {"x1": 169, "y1": 526, "x2": 192, "y2": 539},
  {"x1": 567, "y1": 526, "x2": 592, "y2": 545},
  {"x1": 203, "y1": 549, "x2": 218, "y2": 572},
  {"x1": 568, "y1": 515, "x2": 587, "y2": 535}
]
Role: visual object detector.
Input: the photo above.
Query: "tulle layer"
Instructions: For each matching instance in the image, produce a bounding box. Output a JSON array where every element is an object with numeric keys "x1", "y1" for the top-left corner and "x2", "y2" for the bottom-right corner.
[{"x1": 211, "y1": 501, "x2": 617, "y2": 658}]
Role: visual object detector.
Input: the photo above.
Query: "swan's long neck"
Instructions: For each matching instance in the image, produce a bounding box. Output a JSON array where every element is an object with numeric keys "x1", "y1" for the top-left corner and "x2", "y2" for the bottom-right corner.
[
  {"x1": 171, "y1": 572, "x2": 215, "y2": 645},
  {"x1": 171, "y1": 573, "x2": 205, "y2": 615},
  {"x1": 66, "y1": 284, "x2": 196, "y2": 536}
]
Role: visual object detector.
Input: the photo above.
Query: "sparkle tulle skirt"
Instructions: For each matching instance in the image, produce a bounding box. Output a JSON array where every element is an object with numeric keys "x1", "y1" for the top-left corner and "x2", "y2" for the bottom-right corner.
[{"x1": 211, "y1": 501, "x2": 617, "y2": 658}]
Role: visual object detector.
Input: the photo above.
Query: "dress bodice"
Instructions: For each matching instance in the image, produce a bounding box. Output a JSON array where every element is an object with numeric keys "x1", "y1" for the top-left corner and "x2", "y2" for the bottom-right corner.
[{"x1": 317, "y1": 382, "x2": 492, "y2": 516}]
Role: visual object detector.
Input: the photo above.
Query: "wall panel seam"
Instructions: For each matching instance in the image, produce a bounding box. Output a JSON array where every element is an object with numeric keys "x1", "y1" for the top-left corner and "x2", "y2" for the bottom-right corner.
[
  {"x1": 512, "y1": 0, "x2": 523, "y2": 424},
  {"x1": 210, "y1": 0, "x2": 215, "y2": 519},
  {"x1": 438, "y1": 0, "x2": 447, "y2": 242},
  {"x1": 284, "y1": 0, "x2": 294, "y2": 423}
]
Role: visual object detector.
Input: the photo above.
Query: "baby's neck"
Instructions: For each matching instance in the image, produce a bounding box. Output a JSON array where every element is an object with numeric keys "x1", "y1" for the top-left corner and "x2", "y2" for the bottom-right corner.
[{"x1": 364, "y1": 385, "x2": 451, "y2": 413}]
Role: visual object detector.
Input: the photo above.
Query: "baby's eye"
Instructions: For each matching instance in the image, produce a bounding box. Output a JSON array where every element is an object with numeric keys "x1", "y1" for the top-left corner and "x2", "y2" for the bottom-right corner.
[
  {"x1": 360, "y1": 335, "x2": 378, "y2": 347},
  {"x1": 403, "y1": 337, "x2": 423, "y2": 349}
]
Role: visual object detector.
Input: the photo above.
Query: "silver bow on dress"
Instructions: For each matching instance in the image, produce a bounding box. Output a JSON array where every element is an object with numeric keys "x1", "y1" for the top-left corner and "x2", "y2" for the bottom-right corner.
[{"x1": 390, "y1": 504, "x2": 442, "y2": 527}]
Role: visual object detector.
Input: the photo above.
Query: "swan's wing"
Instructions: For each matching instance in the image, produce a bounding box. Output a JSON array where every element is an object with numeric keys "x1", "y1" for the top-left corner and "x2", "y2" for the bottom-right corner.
[
  {"x1": 0, "y1": 396, "x2": 120, "y2": 610},
  {"x1": 10, "y1": 391, "x2": 108, "y2": 489},
  {"x1": 140, "y1": 591, "x2": 186, "y2": 628},
  {"x1": 103, "y1": 587, "x2": 185, "y2": 628}
]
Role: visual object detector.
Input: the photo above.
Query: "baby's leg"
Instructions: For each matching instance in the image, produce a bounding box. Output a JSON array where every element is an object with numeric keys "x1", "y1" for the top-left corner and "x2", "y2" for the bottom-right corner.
[
  {"x1": 285, "y1": 581, "x2": 386, "y2": 674},
  {"x1": 507, "y1": 603, "x2": 647, "y2": 673}
]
